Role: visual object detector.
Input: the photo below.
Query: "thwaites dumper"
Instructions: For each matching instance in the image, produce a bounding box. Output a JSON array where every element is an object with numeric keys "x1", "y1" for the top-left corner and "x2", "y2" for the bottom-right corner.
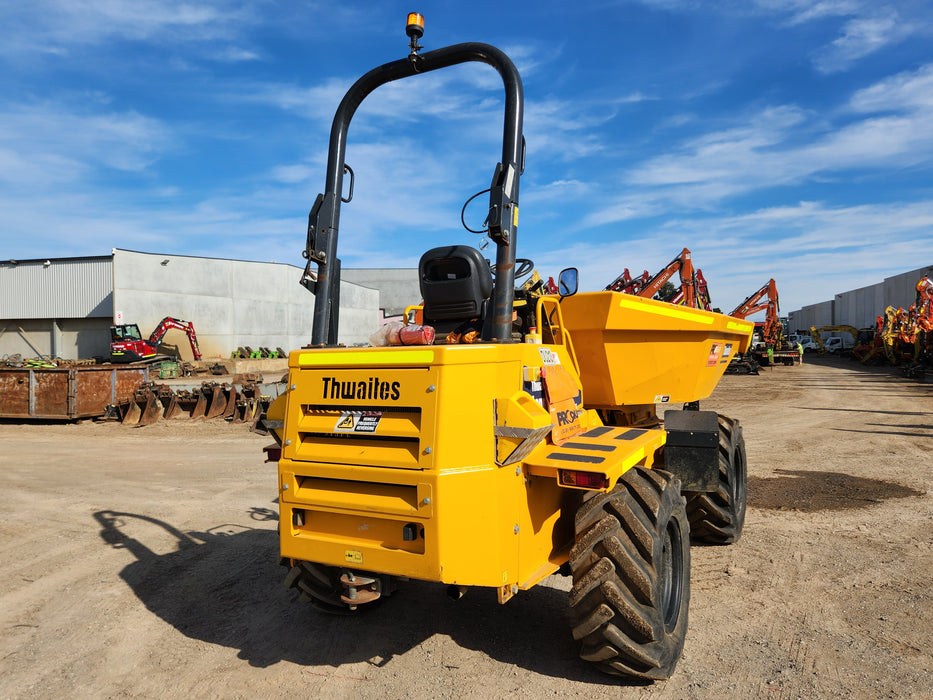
[{"x1": 268, "y1": 15, "x2": 754, "y2": 681}]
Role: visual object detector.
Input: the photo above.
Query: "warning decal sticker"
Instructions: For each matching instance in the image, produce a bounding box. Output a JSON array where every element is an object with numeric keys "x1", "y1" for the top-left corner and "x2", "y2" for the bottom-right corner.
[
  {"x1": 333, "y1": 411, "x2": 383, "y2": 433},
  {"x1": 345, "y1": 550, "x2": 363, "y2": 564},
  {"x1": 706, "y1": 343, "x2": 723, "y2": 367},
  {"x1": 538, "y1": 347, "x2": 561, "y2": 366}
]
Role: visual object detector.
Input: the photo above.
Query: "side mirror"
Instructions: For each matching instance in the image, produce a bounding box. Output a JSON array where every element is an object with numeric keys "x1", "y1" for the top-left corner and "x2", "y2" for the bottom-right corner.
[{"x1": 558, "y1": 268, "x2": 578, "y2": 296}]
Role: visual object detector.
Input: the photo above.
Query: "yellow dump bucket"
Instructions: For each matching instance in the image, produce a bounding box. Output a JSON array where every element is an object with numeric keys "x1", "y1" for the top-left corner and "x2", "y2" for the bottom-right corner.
[{"x1": 559, "y1": 292, "x2": 754, "y2": 409}]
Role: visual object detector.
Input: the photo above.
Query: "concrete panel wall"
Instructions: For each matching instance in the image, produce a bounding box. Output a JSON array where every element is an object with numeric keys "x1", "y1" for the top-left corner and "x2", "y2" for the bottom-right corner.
[
  {"x1": 0, "y1": 318, "x2": 110, "y2": 359},
  {"x1": 0, "y1": 319, "x2": 54, "y2": 358},
  {"x1": 341, "y1": 268, "x2": 420, "y2": 316},
  {"x1": 112, "y1": 250, "x2": 379, "y2": 358},
  {"x1": 60, "y1": 319, "x2": 113, "y2": 359},
  {"x1": 787, "y1": 263, "x2": 932, "y2": 330},
  {"x1": 884, "y1": 266, "x2": 932, "y2": 312},
  {"x1": 788, "y1": 300, "x2": 834, "y2": 333}
]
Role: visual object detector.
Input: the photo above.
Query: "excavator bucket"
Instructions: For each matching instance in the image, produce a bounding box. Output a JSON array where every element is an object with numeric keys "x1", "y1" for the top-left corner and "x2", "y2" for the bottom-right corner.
[
  {"x1": 137, "y1": 393, "x2": 164, "y2": 427},
  {"x1": 162, "y1": 393, "x2": 182, "y2": 420},
  {"x1": 222, "y1": 385, "x2": 238, "y2": 419},
  {"x1": 231, "y1": 398, "x2": 248, "y2": 424},
  {"x1": 204, "y1": 384, "x2": 226, "y2": 419},
  {"x1": 172, "y1": 389, "x2": 198, "y2": 418},
  {"x1": 121, "y1": 399, "x2": 142, "y2": 426},
  {"x1": 191, "y1": 388, "x2": 209, "y2": 419}
]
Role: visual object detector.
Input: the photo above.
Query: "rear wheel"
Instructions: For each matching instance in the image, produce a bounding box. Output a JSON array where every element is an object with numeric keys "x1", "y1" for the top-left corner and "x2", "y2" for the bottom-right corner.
[
  {"x1": 569, "y1": 467, "x2": 690, "y2": 681},
  {"x1": 284, "y1": 561, "x2": 352, "y2": 614},
  {"x1": 683, "y1": 415, "x2": 747, "y2": 545}
]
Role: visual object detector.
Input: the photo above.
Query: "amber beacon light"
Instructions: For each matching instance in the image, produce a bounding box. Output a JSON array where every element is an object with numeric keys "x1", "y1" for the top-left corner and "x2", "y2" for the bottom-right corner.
[{"x1": 406, "y1": 12, "x2": 425, "y2": 38}]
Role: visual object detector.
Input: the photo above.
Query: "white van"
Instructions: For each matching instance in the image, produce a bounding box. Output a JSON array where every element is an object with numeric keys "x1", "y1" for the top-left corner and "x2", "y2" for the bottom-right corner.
[
  {"x1": 824, "y1": 336, "x2": 854, "y2": 354},
  {"x1": 798, "y1": 337, "x2": 819, "y2": 352}
]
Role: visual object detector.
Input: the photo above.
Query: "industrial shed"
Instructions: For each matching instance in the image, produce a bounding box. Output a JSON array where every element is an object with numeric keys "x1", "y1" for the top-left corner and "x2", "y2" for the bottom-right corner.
[
  {"x1": 341, "y1": 268, "x2": 419, "y2": 317},
  {"x1": 0, "y1": 249, "x2": 380, "y2": 361},
  {"x1": 788, "y1": 264, "x2": 933, "y2": 333}
]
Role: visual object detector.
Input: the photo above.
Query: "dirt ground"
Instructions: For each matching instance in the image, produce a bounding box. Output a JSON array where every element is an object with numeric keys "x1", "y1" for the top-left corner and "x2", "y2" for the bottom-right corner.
[{"x1": 1, "y1": 356, "x2": 931, "y2": 699}]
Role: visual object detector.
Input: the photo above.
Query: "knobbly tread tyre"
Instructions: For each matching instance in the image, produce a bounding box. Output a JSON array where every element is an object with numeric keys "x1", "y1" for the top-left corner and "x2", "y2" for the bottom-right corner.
[
  {"x1": 684, "y1": 414, "x2": 747, "y2": 545},
  {"x1": 569, "y1": 467, "x2": 691, "y2": 681},
  {"x1": 285, "y1": 561, "x2": 353, "y2": 614}
]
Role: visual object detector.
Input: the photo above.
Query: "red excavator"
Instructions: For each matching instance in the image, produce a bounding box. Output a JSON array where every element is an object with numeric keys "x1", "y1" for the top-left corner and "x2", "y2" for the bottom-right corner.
[
  {"x1": 110, "y1": 317, "x2": 202, "y2": 363},
  {"x1": 604, "y1": 267, "x2": 650, "y2": 294}
]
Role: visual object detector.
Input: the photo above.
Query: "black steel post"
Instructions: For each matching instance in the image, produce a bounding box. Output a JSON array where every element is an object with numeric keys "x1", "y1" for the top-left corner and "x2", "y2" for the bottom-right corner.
[{"x1": 306, "y1": 42, "x2": 523, "y2": 346}]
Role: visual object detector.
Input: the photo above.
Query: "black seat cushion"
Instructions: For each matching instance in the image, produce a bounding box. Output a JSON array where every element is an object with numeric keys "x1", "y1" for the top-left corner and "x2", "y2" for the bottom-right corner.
[{"x1": 419, "y1": 245, "x2": 493, "y2": 324}]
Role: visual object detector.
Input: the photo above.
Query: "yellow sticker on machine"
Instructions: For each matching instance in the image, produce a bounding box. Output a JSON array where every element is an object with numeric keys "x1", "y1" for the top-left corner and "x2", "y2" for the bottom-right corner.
[
  {"x1": 513, "y1": 205, "x2": 519, "y2": 227},
  {"x1": 345, "y1": 550, "x2": 363, "y2": 564}
]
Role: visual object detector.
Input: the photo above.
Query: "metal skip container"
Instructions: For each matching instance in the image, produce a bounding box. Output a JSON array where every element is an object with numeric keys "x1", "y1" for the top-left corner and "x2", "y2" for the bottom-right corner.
[
  {"x1": 0, "y1": 365, "x2": 149, "y2": 420},
  {"x1": 559, "y1": 291, "x2": 755, "y2": 408}
]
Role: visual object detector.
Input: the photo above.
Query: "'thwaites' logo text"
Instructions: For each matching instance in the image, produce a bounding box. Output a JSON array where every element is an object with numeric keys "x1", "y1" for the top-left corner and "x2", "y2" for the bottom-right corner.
[{"x1": 322, "y1": 376, "x2": 401, "y2": 401}]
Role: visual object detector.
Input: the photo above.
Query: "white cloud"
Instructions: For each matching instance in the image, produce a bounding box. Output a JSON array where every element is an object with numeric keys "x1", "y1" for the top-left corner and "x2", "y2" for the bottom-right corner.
[
  {"x1": 542, "y1": 198, "x2": 933, "y2": 315},
  {"x1": 0, "y1": 0, "x2": 259, "y2": 60},
  {"x1": 586, "y1": 63, "x2": 933, "y2": 226},
  {"x1": 0, "y1": 103, "x2": 174, "y2": 183},
  {"x1": 812, "y1": 11, "x2": 915, "y2": 73},
  {"x1": 849, "y1": 63, "x2": 933, "y2": 113}
]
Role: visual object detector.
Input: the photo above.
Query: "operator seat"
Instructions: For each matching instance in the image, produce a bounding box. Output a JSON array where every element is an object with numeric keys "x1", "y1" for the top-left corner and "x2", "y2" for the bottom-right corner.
[{"x1": 418, "y1": 245, "x2": 493, "y2": 338}]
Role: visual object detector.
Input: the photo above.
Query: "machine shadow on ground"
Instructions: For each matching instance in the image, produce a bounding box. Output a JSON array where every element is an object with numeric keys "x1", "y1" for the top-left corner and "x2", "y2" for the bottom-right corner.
[
  {"x1": 92, "y1": 509, "x2": 622, "y2": 685},
  {"x1": 748, "y1": 469, "x2": 925, "y2": 512}
]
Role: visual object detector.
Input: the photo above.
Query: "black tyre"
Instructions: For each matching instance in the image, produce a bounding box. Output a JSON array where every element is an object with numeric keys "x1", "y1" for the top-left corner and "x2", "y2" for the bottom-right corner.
[
  {"x1": 569, "y1": 467, "x2": 690, "y2": 681},
  {"x1": 284, "y1": 560, "x2": 352, "y2": 614},
  {"x1": 683, "y1": 415, "x2": 747, "y2": 545}
]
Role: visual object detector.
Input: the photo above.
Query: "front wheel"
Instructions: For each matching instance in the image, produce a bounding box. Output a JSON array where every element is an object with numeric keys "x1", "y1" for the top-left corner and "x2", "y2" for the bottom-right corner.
[
  {"x1": 683, "y1": 415, "x2": 747, "y2": 545},
  {"x1": 569, "y1": 467, "x2": 690, "y2": 681}
]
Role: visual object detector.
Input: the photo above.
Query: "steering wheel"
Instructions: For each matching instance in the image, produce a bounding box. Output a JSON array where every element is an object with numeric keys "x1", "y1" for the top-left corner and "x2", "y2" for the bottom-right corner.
[
  {"x1": 490, "y1": 258, "x2": 535, "y2": 281},
  {"x1": 514, "y1": 258, "x2": 534, "y2": 280}
]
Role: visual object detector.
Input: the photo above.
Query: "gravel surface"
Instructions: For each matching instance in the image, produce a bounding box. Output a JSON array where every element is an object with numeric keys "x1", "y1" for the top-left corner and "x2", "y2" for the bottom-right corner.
[{"x1": 0, "y1": 356, "x2": 930, "y2": 698}]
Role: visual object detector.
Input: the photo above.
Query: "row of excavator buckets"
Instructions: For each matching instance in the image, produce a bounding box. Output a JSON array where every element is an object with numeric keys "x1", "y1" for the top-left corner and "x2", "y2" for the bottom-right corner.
[
  {"x1": 233, "y1": 346, "x2": 287, "y2": 359},
  {"x1": 105, "y1": 376, "x2": 274, "y2": 429}
]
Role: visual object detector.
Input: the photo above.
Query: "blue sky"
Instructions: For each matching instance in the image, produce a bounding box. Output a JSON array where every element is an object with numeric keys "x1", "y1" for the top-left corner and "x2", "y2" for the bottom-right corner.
[{"x1": 2, "y1": 1, "x2": 932, "y2": 317}]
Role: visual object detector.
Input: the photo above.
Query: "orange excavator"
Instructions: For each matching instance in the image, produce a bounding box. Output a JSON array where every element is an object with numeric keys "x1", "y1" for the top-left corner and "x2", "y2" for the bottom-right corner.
[
  {"x1": 730, "y1": 278, "x2": 781, "y2": 346},
  {"x1": 670, "y1": 268, "x2": 712, "y2": 311},
  {"x1": 637, "y1": 247, "x2": 700, "y2": 307},
  {"x1": 110, "y1": 317, "x2": 202, "y2": 363},
  {"x1": 728, "y1": 279, "x2": 795, "y2": 367}
]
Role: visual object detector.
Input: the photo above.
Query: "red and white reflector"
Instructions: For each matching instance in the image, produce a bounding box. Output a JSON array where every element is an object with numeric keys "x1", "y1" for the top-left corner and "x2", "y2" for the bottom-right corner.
[{"x1": 559, "y1": 470, "x2": 609, "y2": 490}]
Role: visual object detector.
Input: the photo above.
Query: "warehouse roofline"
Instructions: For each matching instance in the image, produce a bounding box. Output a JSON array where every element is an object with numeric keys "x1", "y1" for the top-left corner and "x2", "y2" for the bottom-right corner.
[{"x1": 2, "y1": 255, "x2": 112, "y2": 266}]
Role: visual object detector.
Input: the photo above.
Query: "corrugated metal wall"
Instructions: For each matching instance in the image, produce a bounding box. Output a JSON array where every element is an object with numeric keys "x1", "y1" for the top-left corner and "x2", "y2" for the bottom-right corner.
[{"x1": 0, "y1": 257, "x2": 113, "y2": 318}]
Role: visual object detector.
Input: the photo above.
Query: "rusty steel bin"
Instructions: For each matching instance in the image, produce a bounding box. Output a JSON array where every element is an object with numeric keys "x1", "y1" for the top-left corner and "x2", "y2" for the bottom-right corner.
[{"x1": 0, "y1": 365, "x2": 150, "y2": 420}]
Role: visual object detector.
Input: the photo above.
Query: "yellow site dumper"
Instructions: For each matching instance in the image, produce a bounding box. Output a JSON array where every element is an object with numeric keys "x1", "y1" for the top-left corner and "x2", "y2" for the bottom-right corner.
[{"x1": 266, "y1": 15, "x2": 753, "y2": 682}]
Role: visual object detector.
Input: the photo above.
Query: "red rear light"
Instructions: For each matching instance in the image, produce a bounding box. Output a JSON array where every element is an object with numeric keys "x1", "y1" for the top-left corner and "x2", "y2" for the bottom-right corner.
[{"x1": 559, "y1": 470, "x2": 609, "y2": 490}]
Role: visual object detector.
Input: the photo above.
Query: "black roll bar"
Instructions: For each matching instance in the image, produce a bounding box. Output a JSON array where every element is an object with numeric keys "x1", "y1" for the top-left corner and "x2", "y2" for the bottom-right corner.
[{"x1": 303, "y1": 42, "x2": 524, "y2": 346}]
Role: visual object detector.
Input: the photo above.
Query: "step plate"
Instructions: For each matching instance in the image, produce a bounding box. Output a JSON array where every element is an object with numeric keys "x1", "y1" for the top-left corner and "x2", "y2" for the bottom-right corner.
[{"x1": 524, "y1": 426, "x2": 666, "y2": 489}]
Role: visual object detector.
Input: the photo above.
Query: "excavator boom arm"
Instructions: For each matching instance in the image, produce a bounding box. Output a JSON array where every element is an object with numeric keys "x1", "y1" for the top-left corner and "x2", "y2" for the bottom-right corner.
[
  {"x1": 637, "y1": 248, "x2": 695, "y2": 304},
  {"x1": 148, "y1": 317, "x2": 202, "y2": 360}
]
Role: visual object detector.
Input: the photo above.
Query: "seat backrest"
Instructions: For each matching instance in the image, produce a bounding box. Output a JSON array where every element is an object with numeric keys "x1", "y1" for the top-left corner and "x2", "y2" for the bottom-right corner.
[{"x1": 419, "y1": 245, "x2": 493, "y2": 325}]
